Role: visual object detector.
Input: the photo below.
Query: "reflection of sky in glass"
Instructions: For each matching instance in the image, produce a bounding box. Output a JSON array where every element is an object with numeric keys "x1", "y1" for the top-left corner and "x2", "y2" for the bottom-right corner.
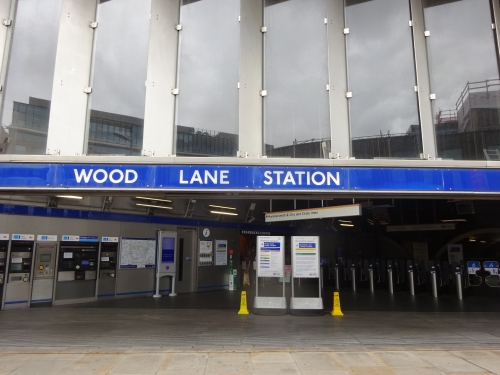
[
  {"x1": 264, "y1": 0, "x2": 330, "y2": 148},
  {"x1": 347, "y1": 0, "x2": 419, "y2": 138},
  {"x1": 91, "y1": 0, "x2": 151, "y2": 119},
  {"x1": 0, "y1": 0, "x2": 62, "y2": 129},
  {"x1": 424, "y1": 0, "x2": 499, "y2": 119},
  {"x1": 176, "y1": 0, "x2": 240, "y2": 134}
]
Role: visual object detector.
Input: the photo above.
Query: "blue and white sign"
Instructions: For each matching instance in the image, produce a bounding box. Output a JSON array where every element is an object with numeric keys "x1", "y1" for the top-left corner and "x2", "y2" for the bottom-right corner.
[
  {"x1": 484, "y1": 261, "x2": 499, "y2": 276},
  {"x1": 102, "y1": 237, "x2": 119, "y2": 243},
  {"x1": 467, "y1": 261, "x2": 481, "y2": 275},
  {"x1": 157, "y1": 231, "x2": 176, "y2": 276},
  {"x1": 12, "y1": 234, "x2": 34, "y2": 241},
  {"x1": 257, "y1": 236, "x2": 284, "y2": 278},
  {"x1": 62, "y1": 235, "x2": 98, "y2": 242},
  {"x1": 37, "y1": 235, "x2": 57, "y2": 242},
  {"x1": 1, "y1": 163, "x2": 500, "y2": 194}
]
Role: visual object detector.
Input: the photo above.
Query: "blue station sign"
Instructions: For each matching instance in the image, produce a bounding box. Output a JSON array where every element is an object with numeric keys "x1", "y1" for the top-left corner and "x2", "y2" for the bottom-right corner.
[{"x1": 0, "y1": 163, "x2": 499, "y2": 193}]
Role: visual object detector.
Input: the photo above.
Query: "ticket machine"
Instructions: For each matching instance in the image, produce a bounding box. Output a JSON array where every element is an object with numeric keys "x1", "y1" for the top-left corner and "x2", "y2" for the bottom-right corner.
[
  {"x1": 30, "y1": 235, "x2": 58, "y2": 306},
  {"x1": 2, "y1": 234, "x2": 35, "y2": 310},
  {"x1": 0, "y1": 234, "x2": 10, "y2": 307},
  {"x1": 54, "y1": 236, "x2": 99, "y2": 305},
  {"x1": 96, "y1": 237, "x2": 119, "y2": 299}
]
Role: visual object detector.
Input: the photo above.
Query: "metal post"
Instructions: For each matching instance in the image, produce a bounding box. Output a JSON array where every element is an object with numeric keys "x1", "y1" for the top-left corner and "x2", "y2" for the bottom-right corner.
[
  {"x1": 153, "y1": 276, "x2": 161, "y2": 298},
  {"x1": 430, "y1": 266, "x2": 438, "y2": 298},
  {"x1": 351, "y1": 266, "x2": 356, "y2": 291},
  {"x1": 408, "y1": 265, "x2": 415, "y2": 296},
  {"x1": 387, "y1": 266, "x2": 394, "y2": 294},
  {"x1": 455, "y1": 267, "x2": 463, "y2": 300},
  {"x1": 170, "y1": 275, "x2": 177, "y2": 297},
  {"x1": 369, "y1": 265, "x2": 374, "y2": 293},
  {"x1": 335, "y1": 264, "x2": 340, "y2": 291}
]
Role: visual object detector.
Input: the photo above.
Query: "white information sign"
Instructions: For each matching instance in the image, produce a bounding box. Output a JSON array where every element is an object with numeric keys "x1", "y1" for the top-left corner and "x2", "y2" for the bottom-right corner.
[
  {"x1": 265, "y1": 204, "x2": 361, "y2": 223},
  {"x1": 447, "y1": 244, "x2": 464, "y2": 263},
  {"x1": 120, "y1": 237, "x2": 156, "y2": 269},
  {"x1": 37, "y1": 235, "x2": 57, "y2": 242},
  {"x1": 63, "y1": 252, "x2": 73, "y2": 259},
  {"x1": 215, "y1": 240, "x2": 228, "y2": 266},
  {"x1": 257, "y1": 236, "x2": 284, "y2": 277},
  {"x1": 292, "y1": 236, "x2": 320, "y2": 278},
  {"x1": 11, "y1": 258, "x2": 22, "y2": 264}
]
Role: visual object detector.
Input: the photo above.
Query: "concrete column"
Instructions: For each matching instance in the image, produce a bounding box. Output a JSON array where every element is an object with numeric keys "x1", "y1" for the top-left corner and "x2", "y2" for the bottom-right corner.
[
  {"x1": 142, "y1": 0, "x2": 180, "y2": 157},
  {"x1": 0, "y1": 0, "x2": 15, "y2": 105},
  {"x1": 326, "y1": 0, "x2": 350, "y2": 159},
  {"x1": 46, "y1": 0, "x2": 97, "y2": 156},
  {"x1": 238, "y1": 0, "x2": 263, "y2": 158},
  {"x1": 410, "y1": 0, "x2": 437, "y2": 159}
]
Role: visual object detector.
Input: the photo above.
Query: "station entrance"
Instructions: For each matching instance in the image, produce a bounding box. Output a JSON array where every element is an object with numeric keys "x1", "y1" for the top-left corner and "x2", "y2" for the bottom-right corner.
[{"x1": 0, "y1": 193, "x2": 498, "y2": 313}]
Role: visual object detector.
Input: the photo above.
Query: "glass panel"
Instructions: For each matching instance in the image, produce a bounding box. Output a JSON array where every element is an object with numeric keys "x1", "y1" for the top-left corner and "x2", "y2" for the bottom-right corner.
[
  {"x1": 264, "y1": 0, "x2": 330, "y2": 159},
  {"x1": 87, "y1": 0, "x2": 151, "y2": 156},
  {"x1": 176, "y1": 0, "x2": 240, "y2": 157},
  {"x1": 347, "y1": 0, "x2": 421, "y2": 159},
  {"x1": 423, "y1": 0, "x2": 500, "y2": 160},
  {"x1": 0, "y1": 0, "x2": 62, "y2": 155}
]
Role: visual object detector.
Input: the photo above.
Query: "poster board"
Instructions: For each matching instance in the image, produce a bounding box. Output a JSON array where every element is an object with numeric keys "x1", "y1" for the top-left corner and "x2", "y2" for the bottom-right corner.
[
  {"x1": 157, "y1": 231, "x2": 177, "y2": 276},
  {"x1": 447, "y1": 244, "x2": 464, "y2": 263},
  {"x1": 291, "y1": 236, "x2": 320, "y2": 278},
  {"x1": 215, "y1": 240, "x2": 228, "y2": 266},
  {"x1": 257, "y1": 236, "x2": 284, "y2": 277},
  {"x1": 199, "y1": 240, "x2": 213, "y2": 266},
  {"x1": 120, "y1": 237, "x2": 156, "y2": 269}
]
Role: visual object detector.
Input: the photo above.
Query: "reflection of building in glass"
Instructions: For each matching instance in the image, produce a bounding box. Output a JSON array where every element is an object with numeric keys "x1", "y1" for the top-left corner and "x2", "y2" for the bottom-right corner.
[
  {"x1": 176, "y1": 126, "x2": 238, "y2": 157},
  {"x1": 3, "y1": 98, "x2": 144, "y2": 156}
]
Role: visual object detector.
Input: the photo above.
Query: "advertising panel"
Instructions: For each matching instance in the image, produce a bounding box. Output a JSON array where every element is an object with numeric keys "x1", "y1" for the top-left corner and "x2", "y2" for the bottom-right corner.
[
  {"x1": 292, "y1": 236, "x2": 320, "y2": 278},
  {"x1": 257, "y1": 236, "x2": 284, "y2": 277}
]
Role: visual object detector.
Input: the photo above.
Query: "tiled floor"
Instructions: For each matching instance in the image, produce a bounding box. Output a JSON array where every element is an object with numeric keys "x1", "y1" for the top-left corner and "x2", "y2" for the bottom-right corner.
[{"x1": 1, "y1": 290, "x2": 500, "y2": 374}]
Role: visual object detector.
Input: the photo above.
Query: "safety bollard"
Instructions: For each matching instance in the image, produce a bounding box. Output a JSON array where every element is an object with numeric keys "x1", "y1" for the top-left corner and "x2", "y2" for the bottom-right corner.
[
  {"x1": 351, "y1": 265, "x2": 356, "y2": 291},
  {"x1": 335, "y1": 265, "x2": 340, "y2": 291},
  {"x1": 430, "y1": 266, "x2": 438, "y2": 298},
  {"x1": 387, "y1": 265, "x2": 394, "y2": 294},
  {"x1": 408, "y1": 265, "x2": 415, "y2": 296},
  {"x1": 369, "y1": 265, "x2": 374, "y2": 293},
  {"x1": 455, "y1": 266, "x2": 463, "y2": 300}
]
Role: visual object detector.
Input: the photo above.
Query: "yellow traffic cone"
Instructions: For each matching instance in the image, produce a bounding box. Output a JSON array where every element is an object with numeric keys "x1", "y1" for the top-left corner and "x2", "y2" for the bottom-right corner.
[
  {"x1": 238, "y1": 291, "x2": 250, "y2": 315},
  {"x1": 331, "y1": 291, "x2": 344, "y2": 316}
]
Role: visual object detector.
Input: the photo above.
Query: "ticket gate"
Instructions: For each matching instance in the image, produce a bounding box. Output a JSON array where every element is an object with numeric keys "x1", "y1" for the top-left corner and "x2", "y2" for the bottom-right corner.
[
  {"x1": 30, "y1": 240, "x2": 57, "y2": 306},
  {"x1": 54, "y1": 237, "x2": 99, "y2": 305},
  {"x1": 96, "y1": 239, "x2": 118, "y2": 299},
  {"x1": 0, "y1": 236, "x2": 9, "y2": 307},
  {"x1": 464, "y1": 260, "x2": 499, "y2": 297},
  {"x1": 2, "y1": 235, "x2": 35, "y2": 310}
]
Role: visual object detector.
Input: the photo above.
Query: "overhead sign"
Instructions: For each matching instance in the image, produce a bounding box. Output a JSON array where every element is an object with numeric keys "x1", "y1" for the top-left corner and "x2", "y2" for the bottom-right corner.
[
  {"x1": 265, "y1": 204, "x2": 361, "y2": 223},
  {"x1": 387, "y1": 224, "x2": 455, "y2": 232},
  {"x1": 1, "y1": 163, "x2": 500, "y2": 194},
  {"x1": 292, "y1": 236, "x2": 320, "y2": 278},
  {"x1": 257, "y1": 236, "x2": 284, "y2": 278}
]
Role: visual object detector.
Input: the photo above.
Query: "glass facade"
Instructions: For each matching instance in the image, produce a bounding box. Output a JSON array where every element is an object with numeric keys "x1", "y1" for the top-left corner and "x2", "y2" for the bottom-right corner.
[
  {"x1": 423, "y1": 0, "x2": 500, "y2": 160},
  {"x1": 176, "y1": 0, "x2": 240, "y2": 157},
  {"x1": 264, "y1": 0, "x2": 330, "y2": 159},
  {"x1": 87, "y1": 0, "x2": 151, "y2": 156},
  {"x1": 0, "y1": 0, "x2": 62, "y2": 155},
  {"x1": 347, "y1": 0, "x2": 421, "y2": 159}
]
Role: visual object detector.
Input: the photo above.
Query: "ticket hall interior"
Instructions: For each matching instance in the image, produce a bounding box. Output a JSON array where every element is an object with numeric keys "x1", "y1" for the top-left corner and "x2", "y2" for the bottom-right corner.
[{"x1": 0, "y1": 192, "x2": 498, "y2": 314}]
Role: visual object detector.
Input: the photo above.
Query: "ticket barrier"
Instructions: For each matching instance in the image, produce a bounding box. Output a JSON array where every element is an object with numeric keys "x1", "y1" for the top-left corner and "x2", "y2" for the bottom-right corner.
[
  {"x1": 407, "y1": 260, "x2": 427, "y2": 295},
  {"x1": 2, "y1": 236, "x2": 35, "y2": 310},
  {"x1": 386, "y1": 259, "x2": 406, "y2": 293},
  {"x1": 357, "y1": 260, "x2": 369, "y2": 290},
  {"x1": 368, "y1": 259, "x2": 386, "y2": 292},
  {"x1": 96, "y1": 241, "x2": 118, "y2": 299},
  {"x1": 54, "y1": 239, "x2": 98, "y2": 305},
  {"x1": 428, "y1": 260, "x2": 451, "y2": 297},
  {"x1": 30, "y1": 241, "x2": 57, "y2": 306},
  {"x1": 333, "y1": 260, "x2": 350, "y2": 290},
  {"x1": 0, "y1": 237, "x2": 8, "y2": 307},
  {"x1": 464, "y1": 260, "x2": 499, "y2": 297}
]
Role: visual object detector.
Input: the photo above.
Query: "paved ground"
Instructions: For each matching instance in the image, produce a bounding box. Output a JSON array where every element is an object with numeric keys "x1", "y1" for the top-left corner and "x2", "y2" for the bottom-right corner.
[{"x1": 0, "y1": 289, "x2": 500, "y2": 374}]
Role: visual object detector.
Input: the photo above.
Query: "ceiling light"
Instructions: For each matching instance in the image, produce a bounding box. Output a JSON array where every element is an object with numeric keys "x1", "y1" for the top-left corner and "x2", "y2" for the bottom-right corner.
[
  {"x1": 208, "y1": 204, "x2": 236, "y2": 210},
  {"x1": 440, "y1": 219, "x2": 467, "y2": 223},
  {"x1": 469, "y1": 238, "x2": 476, "y2": 242},
  {"x1": 480, "y1": 240, "x2": 486, "y2": 243},
  {"x1": 338, "y1": 220, "x2": 352, "y2": 223},
  {"x1": 135, "y1": 196, "x2": 172, "y2": 203},
  {"x1": 340, "y1": 223, "x2": 354, "y2": 227},
  {"x1": 136, "y1": 203, "x2": 173, "y2": 210},
  {"x1": 210, "y1": 210, "x2": 238, "y2": 216},
  {"x1": 56, "y1": 195, "x2": 83, "y2": 200}
]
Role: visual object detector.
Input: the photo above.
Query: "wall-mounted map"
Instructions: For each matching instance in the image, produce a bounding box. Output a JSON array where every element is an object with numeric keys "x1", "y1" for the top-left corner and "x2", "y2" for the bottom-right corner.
[{"x1": 120, "y1": 237, "x2": 156, "y2": 269}]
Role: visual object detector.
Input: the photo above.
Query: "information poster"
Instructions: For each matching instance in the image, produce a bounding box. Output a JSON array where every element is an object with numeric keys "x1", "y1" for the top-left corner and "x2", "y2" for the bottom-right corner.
[
  {"x1": 257, "y1": 236, "x2": 284, "y2": 277},
  {"x1": 162, "y1": 237, "x2": 175, "y2": 263},
  {"x1": 120, "y1": 238, "x2": 156, "y2": 269},
  {"x1": 199, "y1": 240, "x2": 213, "y2": 266},
  {"x1": 447, "y1": 244, "x2": 464, "y2": 263},
  {"x1": 292, "y1": 236, "x2": 320, "y2": 278},
  {"x1": 215, "y1": 240, "x2": 228, "y2": 266}
]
